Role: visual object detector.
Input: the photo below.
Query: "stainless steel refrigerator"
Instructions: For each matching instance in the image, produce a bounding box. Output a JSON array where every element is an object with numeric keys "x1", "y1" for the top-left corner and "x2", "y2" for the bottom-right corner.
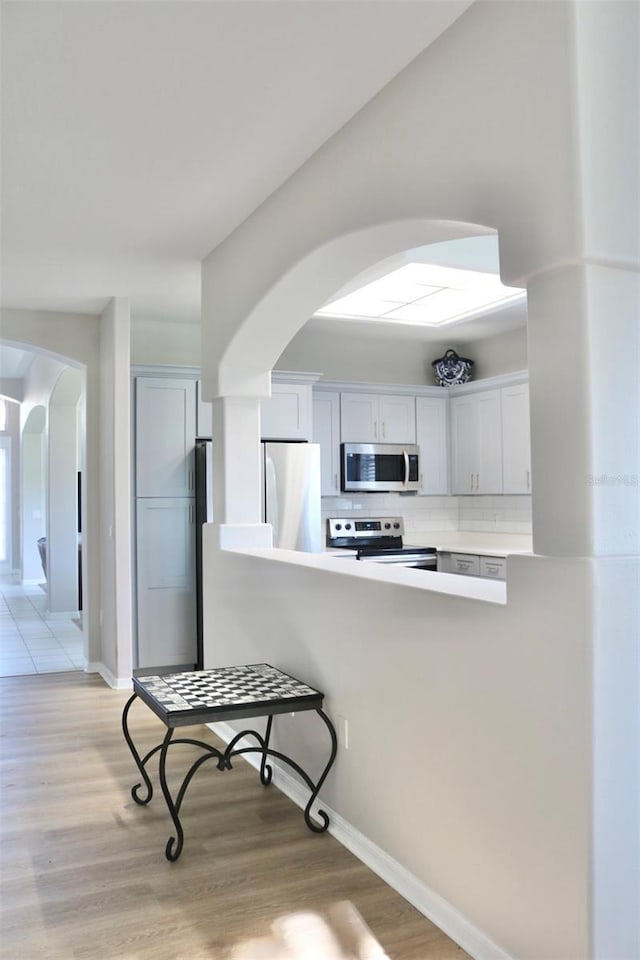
[
  {"x1": 194, "y1": 439, "x2": 321, "y2": 664},
  {"x1": 261, "y1": 441, "x2": 321, "y2": 552}
]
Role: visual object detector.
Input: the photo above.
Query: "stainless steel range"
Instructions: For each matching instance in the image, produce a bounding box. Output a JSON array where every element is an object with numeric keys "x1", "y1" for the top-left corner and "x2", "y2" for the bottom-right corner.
[{"x1": 326, "y1": 517, "x2": 437, "y2": 571}]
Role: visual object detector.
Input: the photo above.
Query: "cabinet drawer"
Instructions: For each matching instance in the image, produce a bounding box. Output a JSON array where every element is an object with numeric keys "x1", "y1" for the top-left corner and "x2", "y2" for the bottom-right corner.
[
  {"x1": 479, "y1": 556, "x2": 506, "y2": 579},
  {"x1": 450, "y1": 553, "x2": 480, "y2": 576}
]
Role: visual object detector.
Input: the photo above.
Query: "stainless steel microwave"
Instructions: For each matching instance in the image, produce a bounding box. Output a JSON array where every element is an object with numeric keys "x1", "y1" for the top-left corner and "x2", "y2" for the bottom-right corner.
[{"x1": 341, "y1": 443, "x2": 420, "y2": 493}]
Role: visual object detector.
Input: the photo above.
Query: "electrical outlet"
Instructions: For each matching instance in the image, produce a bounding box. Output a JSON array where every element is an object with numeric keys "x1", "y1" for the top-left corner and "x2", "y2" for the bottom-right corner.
[{"x1": 337, "y1": 715, "x2": 349, "y2": 750}]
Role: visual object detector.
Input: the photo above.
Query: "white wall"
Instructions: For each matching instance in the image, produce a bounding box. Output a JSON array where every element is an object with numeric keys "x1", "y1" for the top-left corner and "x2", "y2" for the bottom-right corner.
[
  {"x1": 4, "y1": 400, "x2": 21, "y2": 571},
  {"x1": 130, "y1": 318, "x2": 200, "y2": 367},
  {"x1": 203, "y1": 539, "x2": 591, "y2": 960},
  {"x1": 22, "y1": 409, "x2": 46, "y2": 582},
  {"x1": 98, "y1": 298, "x2": 132, "y2": 683},
  {"x1": 200, "y1": 2, "x2": 639, "y2": 958},
  {"x1": 47, "y1": 367, "x2": 83, "y2": 613},
  {"x1": 277, "y1": 323, "x2": 528, "y2": 387}
]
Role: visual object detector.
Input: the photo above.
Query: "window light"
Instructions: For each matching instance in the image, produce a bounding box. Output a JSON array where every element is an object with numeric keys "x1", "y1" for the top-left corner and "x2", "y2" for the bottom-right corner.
[{"x1": 315, "y1": 263, "x2": 525, "y2": 327}]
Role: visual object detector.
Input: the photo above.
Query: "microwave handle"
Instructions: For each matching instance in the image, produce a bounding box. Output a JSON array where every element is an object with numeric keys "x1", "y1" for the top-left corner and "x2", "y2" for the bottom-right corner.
[{"x1": 403, "y1": 449, "x2": 409, "y2": 486}]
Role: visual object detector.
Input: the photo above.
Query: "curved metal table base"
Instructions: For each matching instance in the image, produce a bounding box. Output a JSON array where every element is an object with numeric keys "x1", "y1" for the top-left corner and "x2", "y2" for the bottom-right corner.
[{"x1": 122, "y1": 693, "x2": 337, "y2": 861}]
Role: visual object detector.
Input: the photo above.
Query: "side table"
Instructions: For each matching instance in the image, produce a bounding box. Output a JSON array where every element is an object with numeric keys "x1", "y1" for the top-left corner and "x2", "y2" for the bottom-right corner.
[{"x1": 121, "y1": 663, "x2": 337, "y2": 861}]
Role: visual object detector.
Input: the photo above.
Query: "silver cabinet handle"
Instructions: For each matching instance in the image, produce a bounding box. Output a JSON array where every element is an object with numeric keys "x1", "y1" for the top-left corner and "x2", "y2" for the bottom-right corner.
[
  {"x1": 373, "y1": 421, "x2": 378, "y2": 439},
  {"x1": 526, "y1": 469, "x2": 530, "y2": 490},
  {"x1": 470, "y1": 473, "x2": 474, "y2": 492},
  {"x1": 476, "y1": 473, "x2": 480, "y2": 491},
  {"x1": 189, "y1": 504, "x2": 194, "y2": 524},
  {"x1": 382, "y1": 421, "x2": 386, "y2": 439},
  {"x1": 188, "y1": 469, "x2": 194, "y2": 492},
  {"x1": 334, "y1": 473, "x2": 338, "y2": 492}
]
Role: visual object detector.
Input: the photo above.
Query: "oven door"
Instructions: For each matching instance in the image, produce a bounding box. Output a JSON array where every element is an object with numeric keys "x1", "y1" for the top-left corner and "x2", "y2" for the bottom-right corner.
[
  {"x1": 341, "y1": 443, "x2": 419, "y2": 492},
  {"x1": 355, "y1": 547, "x2": 437, "y2": 570}
]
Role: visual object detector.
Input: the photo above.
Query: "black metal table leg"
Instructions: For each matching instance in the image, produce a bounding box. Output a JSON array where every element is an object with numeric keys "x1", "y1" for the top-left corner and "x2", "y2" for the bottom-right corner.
[
  {"x1": 122, "y1": 693, "x2": 154, "y2": 805},
  {"x1": 260, "y1": 714, "x2": 273, "y2": 785},
  {"x1": 303, "y1": 708, "x2": 337, "y2": 833},
  {"x1": 158, "y1": 727, "x2": 183, "y2": 862}
]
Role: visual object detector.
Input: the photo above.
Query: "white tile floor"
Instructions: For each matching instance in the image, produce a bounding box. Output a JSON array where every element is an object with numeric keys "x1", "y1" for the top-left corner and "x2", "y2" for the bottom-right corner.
[{"x1": 0, "y1": 575, "x2": 84, "y2": 677}]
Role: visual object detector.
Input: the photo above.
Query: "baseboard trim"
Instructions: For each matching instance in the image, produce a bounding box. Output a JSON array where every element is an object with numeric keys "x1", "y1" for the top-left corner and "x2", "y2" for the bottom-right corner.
[
  {"x1": 208, "y1": 721, "x2": 513, "y2": 960},
  {"x1": 86, "y1": 661, "x2": 132, "y2": 690}
]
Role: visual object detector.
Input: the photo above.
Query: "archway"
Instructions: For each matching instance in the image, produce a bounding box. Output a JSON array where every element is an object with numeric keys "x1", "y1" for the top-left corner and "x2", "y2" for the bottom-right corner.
[
  {"x1": 208, "y1": 218, "x2": 515, "y2": 536},
  {"x1": 213, "y1": 219, "x2": 497, "y2": 399}
]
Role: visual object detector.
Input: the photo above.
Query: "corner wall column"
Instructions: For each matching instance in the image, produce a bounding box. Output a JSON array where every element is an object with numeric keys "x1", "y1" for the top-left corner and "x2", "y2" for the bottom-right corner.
[{"x1": 210, "y1": 396, "x2": 265, "y2": 529}]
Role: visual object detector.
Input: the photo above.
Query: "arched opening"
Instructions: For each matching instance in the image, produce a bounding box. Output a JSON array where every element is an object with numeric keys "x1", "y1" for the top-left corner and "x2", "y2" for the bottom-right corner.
[
  {"x1": 214, "y1": 219, "x2": 504, "y2": 398},
  {"x1": 0, "y1": 340, "x2": 88, "y2": 677},
  {"x1": 209, "y1": 218, "x2": 528, "y2": 548}
]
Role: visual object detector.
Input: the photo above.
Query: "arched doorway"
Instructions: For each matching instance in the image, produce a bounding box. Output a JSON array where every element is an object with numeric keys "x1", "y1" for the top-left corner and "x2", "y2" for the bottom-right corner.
[{"x1": 0, "y1": 344, "x2": 88, "y2": 678}]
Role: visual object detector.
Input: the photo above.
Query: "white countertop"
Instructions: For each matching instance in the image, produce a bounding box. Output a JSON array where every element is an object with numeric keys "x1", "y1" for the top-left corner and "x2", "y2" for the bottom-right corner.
[
  {"x1": 326, "y1": 531, "x2": 532, "y2": 559},
  {"x1": 229, "y1": 545, "x2": 507, "y2": 604},
  {"x1": 404, "y1": 531, "x2": 532, "y2": 558}
]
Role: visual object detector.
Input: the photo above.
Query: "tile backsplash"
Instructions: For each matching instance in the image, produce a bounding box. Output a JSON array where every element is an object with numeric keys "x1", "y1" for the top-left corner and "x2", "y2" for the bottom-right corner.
[{"x1": 321, "y1": 494, "x2": 532, "y2": 536}]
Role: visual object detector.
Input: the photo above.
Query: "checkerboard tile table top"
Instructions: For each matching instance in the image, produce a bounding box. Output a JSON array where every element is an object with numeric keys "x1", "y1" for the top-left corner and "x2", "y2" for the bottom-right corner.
[
  {"x1": 134, "y1": 663, "x2": 324, "y2": 727},
  {"x1": 122, "y1": 663, "x2": 337, "y2": 861}
]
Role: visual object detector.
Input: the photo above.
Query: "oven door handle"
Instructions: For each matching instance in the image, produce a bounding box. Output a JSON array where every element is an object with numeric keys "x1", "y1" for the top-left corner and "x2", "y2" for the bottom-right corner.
[{"x1": 403, "y1": 449, "x2": 409, "y2": 486}]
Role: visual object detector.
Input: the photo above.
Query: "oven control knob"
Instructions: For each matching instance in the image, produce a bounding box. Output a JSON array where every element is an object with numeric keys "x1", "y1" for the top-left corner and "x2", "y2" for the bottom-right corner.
[
  {"x1": 384, "y1": 522, "x2": 391, "y2": 529},
  {"x1": 393, "y1": 522, "x2": 400, "y2": 529},
  {"x1": 345, "y1": 523, "x2": 352, "y2": 530},
  {"x1": 335, "y1": 523, "x2": 342, "y2": 531}
]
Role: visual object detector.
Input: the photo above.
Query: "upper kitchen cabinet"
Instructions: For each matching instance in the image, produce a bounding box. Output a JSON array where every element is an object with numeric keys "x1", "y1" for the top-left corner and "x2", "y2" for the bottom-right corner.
[
  {"x1": 450, "y1": 389, "x2": 503, "y2": 494},
  {"x1": 340, "y1": 392, "x2": 416, "y2": 444},
  {"x1": 261, "y1": 382, "x2": 313, "y2": 441},
  {"x1": 135, "y1": 377, "x2": 196, "y2": 498},
  {"x1": 501, "y1": 383, "x2": 531, "y2": 494},
  {"x1": 312, "y1": 391, "x2": 341, "y2": 496},
  {"x1": 415, "y1": 396, "x2": 449, "y2": 495}
]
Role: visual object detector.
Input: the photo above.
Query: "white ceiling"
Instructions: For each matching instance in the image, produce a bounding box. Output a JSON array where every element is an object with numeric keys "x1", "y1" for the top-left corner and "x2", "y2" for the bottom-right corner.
[{"x1": 1, "y1": 0, "x2": 473, "y2": 326}]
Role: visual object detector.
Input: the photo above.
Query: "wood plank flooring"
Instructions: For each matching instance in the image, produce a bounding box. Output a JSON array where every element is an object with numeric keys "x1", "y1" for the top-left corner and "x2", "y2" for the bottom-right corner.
[{"x1": 1, "y1": 672, "x2": 470, "y2": 960}]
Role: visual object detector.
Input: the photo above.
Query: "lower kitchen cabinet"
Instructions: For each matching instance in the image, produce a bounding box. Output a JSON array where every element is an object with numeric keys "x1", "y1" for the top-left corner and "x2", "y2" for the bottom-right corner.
[
  {"x1": 135, "y1": 497, "x2": 196, "y2": 669},
  {"x1": 438, "y1": 551, "x2": 507, "y2": 580}
]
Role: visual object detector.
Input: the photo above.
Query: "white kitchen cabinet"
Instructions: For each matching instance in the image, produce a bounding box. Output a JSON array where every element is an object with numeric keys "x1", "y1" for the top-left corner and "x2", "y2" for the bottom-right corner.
[
  {"x1": 501, "y1": 383, "x2": 531, "y2": 494},
  {"x1": 479, "y1": 556, "x2": 507, "y2": 579},
  {"x1": 415, "y1": 396, "x2": 449, "y2": 495},
  {"x1": 261, "y1": 382, "x2": 312, "y2": 440},
  {"x1": 135, "y1": 378, "x2": 196, "y2": 497},
  {"x1": 196, "y1": 380, "x2": 213, "y2": 438},
  {"x1": 450, "y1": 389, "x2": 503, "y2": 494},
  {"x1": 340, "y1": 392, "x2": 415, "y2": 443},
  {"x1": 312, "y1": 391, "x2": 341, "y2": 496},
  {"x1": 135, "y1": 497, "x2": 196, "y2": 669}
]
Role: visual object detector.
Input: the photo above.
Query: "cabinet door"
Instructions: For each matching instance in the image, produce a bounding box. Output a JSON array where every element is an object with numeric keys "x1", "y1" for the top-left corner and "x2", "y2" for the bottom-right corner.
[
  {"x1": 476, "y1": 389, "x2": 503, "y2": 494},
  {"x1": 135, "y1": 378, "x2": 196, "y2": 497},
  {"x1": 501, "y1": 384, "x2": 531, "y2": 494},
  {"x1": 312, "y1": 392, "x2": 341, "y2": 496},
  {"x1": 136, "y1": 497, "x2": 196, "y2": 669},
  {"x1": 261, "y1": 383, "x2": 312, "y2": 440},
  {"x1": 415, "y1": 396, "x2": 449, "y2": 495},
  {"x1": 340, "y1": 393, "x2": 379, "y2": 442},
  {"x1": 450, "y1": 395, "x2": 478, "y2": 494},
  {"x1": 379, "y1": 395, "x2": 416, "y2": 443}
]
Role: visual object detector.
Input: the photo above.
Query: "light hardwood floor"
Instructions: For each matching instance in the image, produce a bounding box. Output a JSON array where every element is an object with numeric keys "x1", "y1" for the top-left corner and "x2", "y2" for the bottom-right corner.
[{"x1": 1, "y1": 672, "x2": 470, "y2": 960}]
